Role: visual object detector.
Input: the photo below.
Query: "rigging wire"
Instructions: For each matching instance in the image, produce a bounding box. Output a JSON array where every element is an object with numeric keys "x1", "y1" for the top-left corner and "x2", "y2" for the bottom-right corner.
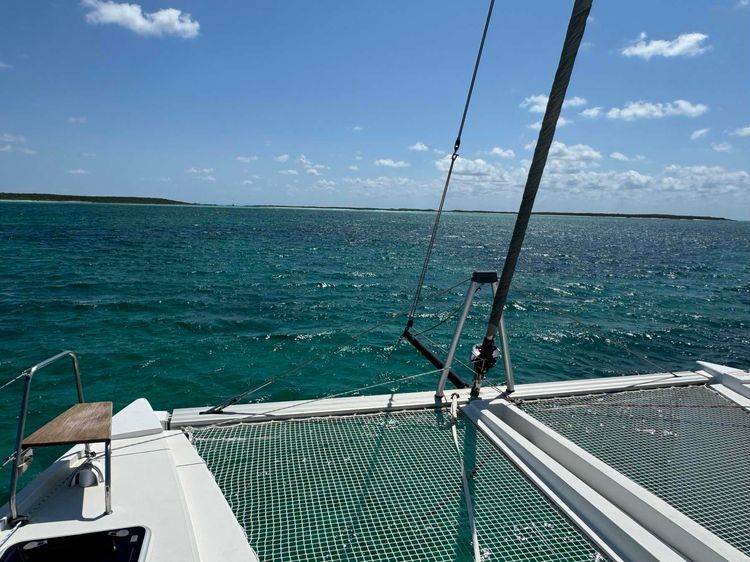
[
  {"x1": 406, "y1": 0, "x2": 496, "y2": 329},
  {"x1": 195, "y1": 368, "x2": 445, "y2": 428},
  {"x1": 0, "y1": 372, "x2": 26, "y2": 393},
  {"x1": 203, "y1": 277, "x2": 471, "y2": 413}
]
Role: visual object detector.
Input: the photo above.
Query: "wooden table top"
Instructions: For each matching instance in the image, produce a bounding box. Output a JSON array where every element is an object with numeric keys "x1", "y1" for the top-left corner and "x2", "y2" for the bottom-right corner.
[{"x1": 23, "y1": 401, "x2": 113, "y2": 447}]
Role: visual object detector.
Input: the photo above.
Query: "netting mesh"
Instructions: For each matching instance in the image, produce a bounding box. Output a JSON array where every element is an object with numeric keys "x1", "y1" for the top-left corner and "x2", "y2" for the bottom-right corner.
[
  {"x1": 190, "y1": 409, "x2": 605, "y2": 562},
  {"x1": 521, "y1": 385, "x2": 750, "y2": 556}
]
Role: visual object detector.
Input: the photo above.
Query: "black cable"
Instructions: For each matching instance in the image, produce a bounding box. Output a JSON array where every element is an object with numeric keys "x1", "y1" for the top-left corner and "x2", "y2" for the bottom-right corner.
[
  {"x1": 406, "y1": 0, "x2": 496, "y2": 328},
  {"x1": 483, "y1": 0, "x2": 592, "y2": 342}
]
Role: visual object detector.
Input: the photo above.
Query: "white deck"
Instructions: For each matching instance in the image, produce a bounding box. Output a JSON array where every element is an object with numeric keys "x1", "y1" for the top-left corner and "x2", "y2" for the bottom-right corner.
[{"x1": 0, "y1": 399, "x2": 257, "y2": 562}]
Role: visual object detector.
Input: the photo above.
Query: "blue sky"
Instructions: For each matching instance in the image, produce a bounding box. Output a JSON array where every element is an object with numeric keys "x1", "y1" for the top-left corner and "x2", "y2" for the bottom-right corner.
[{"x1": 1, "y1": 1, "x2": 749, "y2": 218}]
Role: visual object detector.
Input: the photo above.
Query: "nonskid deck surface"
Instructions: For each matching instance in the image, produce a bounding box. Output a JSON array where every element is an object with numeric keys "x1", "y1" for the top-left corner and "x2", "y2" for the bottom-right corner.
[
  {"x1": 189, "y1": 409, "x2": 606, "y2": 562},
  {"x1": 520, "y1": 385, "x2": 750, "y2": 556}
]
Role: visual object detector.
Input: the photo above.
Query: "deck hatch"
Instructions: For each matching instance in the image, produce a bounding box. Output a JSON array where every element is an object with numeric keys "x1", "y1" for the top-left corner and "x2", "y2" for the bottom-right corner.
[
  {"x1": 521, "y1": 384, "x2": 750, "y2": 556},
  {"x1": 190, "y1": 409, "x2": 605, "y2": 562}
]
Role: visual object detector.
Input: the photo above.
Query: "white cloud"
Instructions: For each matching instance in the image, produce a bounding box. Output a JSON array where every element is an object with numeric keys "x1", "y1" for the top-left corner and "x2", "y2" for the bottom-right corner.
[
  {"x1": 274, "y1": 153, "x2": 289, "y2": 163},
  {"x1": 297, "y1": 154, "x2": 328, "y2": 173},
  {"x1": 159, "y1": 177, "x2": 172, "y2": 182},
  {"x1": 279, "y1": 169, "x2": 298, "y2": 175},
  {"x1": 549, "y1": 141, "x2": 602, "y2": 162},
  {"x1": 658, "y1": 164, "x2": 748, "y2": 195},
  {"x1": 489, "y1": 147, "x2": 515, "y2": 159},
  {"x1": 690, "y1": 128, "x2": 710, "y2": 140},
  {"x1": 520, "y1": 94, "x2": 550, "y2": 113},
  {"x1": 67, "y1": 116, "x2": 87, "y2": 124},
  {"x1": 435, "y1": 157, "x2": 497, "y2": 177},
  {"x1": 433, "y1": 132, "x2": 750, "y2": 200},
  {"x1": 352, "y1": 125, "x2": 363, "y2": 131},
  {"x1": 606, "y1": 100, "x2": 708, "y2": 120},
  {"x1": 0, "y1": 133, "x2": 37, "y2": 155},
  {"x1": 67, "y1": 168, "x2": 89, "y2": 175},
  {"x1": 185, "y1": 167, "x2": 215, "y2": 181},
  {"x1": 236, "y1": 155, "x2": 258, "y2": 163},
  {"x1": 0, "y1": 62, "x2": 12, "y2": 70},
  {"x1": 621, "y1": 32, "x2": 710, "y2": 60},
  {"x1": 565, "y1": 96, "x2": 588, "y2": 108},
  {"x1": 348, "y1": 165, "x2": 359, "y2": 171},
  {"x1": 242, "y1": 179, "x2": 254, "y2": 185},
  {"x1": 355, "y1": 154, "x2": 363, "y2": 161},
  {"x1": 315, "y1": 179, "x2": 337, "y2": 190},
  {"x1": 435, "y1": 141, "x2": 603, "y2": 192},
  {"x1": 520, "y1": 94, "x2": 587, "y2": 113},
  {"x1": 580, "y1": 107, "x2": 602, "y2": 118},
  {"x1": 374, "y1": 158, "x2": 410, "y2": 168},
  {"x1": 609, "y1": 152, "x2": 643, "y2": 162},
  {"x1": 730, "y1": 126, "x2": 750, "y2": 137},
  {"x1": 408, "y1": 141, "x2": 429, "y2": 152},
  {"x1": 0, "y1": 133, "x2": 27, "y2": 143},
  {"x1": 738, "y1": 0, "x2": 750, "y2": 7},
  {"x1": 712, "y1": 142, "x2": 732, "y2": 152},
  {"x1": 81, "y1": 0, "x2": 200, "y2": 39},
  {"x1": 435, "y1": 149, "x2": 749, "y2": 199},
  {"x1": 529, "y1": 116, "x2": 571, "y2": 130},
  {"x1": 343, "y1": 176, "x2": 412, "y2": 189}
]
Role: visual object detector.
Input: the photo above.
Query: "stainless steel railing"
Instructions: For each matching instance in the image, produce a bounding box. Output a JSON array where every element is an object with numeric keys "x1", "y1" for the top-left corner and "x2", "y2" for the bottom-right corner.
[{"x1": 7, "y1": 351, "x2": 86, "y2": 524}]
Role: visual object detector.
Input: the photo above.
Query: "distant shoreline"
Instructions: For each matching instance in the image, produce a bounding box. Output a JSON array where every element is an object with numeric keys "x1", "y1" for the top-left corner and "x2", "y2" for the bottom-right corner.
[{"x1": 0, "y1": 193, "x2": 731, "y2": 221}]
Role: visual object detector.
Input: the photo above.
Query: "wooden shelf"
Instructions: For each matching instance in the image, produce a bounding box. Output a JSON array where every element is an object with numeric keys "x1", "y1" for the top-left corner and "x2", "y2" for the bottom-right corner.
[{"x1": 23, "y1": 402, "x2": 112, "y2": 447}]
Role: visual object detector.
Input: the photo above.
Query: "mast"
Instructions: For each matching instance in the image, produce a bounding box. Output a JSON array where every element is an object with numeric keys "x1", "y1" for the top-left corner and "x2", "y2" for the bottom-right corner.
[{"x1": 472, "y1": 0, "x2": 593, "y2": 395}]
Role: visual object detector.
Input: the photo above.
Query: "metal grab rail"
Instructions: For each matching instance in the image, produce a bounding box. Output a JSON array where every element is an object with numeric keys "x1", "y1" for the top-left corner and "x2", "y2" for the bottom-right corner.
[{"x1": 7, "y1": 351, "x2": 86, "y2": 524}]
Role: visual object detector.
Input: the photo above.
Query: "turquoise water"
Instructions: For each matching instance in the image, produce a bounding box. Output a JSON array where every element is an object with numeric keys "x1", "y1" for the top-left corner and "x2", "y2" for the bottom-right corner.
[{"x1": 0, "y1": 202, "x2": 749, "y2": 482}]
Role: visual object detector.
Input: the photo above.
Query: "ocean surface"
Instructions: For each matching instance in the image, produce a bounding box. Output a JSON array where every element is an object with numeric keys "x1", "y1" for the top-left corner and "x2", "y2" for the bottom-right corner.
[{"x1": 1, "y1": 201, "x2": 749, "y2": 485}]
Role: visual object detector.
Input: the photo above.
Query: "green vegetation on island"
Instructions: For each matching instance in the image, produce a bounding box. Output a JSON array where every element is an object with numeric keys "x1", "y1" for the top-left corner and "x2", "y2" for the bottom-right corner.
[
  {"x1": 0, "y1": 192, "x2": 189, "y2": 205},
  {"x1": 0, "y1": 193, "x2": 730, "y2": 220}
]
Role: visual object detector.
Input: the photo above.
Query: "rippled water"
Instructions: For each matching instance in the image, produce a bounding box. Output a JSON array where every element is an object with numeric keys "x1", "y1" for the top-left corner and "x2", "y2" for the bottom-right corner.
[{"x1": 0, "y1": 201, "x2": 748, "y2": 478}]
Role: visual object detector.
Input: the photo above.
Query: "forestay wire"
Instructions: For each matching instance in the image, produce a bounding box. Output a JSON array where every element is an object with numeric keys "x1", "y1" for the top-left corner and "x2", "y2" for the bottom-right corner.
[
  {"x1": 483, "y1": 0, "x2": 592, "y2": 341},
  {"x1": 406, "y1": 0, "x2": 496, "y2": 329}
]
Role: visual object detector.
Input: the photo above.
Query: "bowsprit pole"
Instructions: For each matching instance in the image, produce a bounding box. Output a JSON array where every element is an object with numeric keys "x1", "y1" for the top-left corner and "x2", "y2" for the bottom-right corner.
[{"x1": 470, "y1": 0, "x2": 593, "y2": 396}]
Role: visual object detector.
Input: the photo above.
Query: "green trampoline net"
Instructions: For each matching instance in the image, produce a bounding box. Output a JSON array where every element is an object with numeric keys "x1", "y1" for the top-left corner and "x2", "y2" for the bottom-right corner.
[
  {"x1": 190, "y1": 409, "x2": 605, "y2": 562},
  {"x1": 521, "y1": 385, "x2": 750, "y2": 556}
]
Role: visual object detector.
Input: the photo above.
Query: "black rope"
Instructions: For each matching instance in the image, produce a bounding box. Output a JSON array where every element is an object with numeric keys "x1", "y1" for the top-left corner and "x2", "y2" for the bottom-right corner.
[
  {"x1": 483, "y1": 0, "x2": 592, "y2": 343},
  {"x1": 406, "y1": 0, "x2": 496, "y2": 329}
]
